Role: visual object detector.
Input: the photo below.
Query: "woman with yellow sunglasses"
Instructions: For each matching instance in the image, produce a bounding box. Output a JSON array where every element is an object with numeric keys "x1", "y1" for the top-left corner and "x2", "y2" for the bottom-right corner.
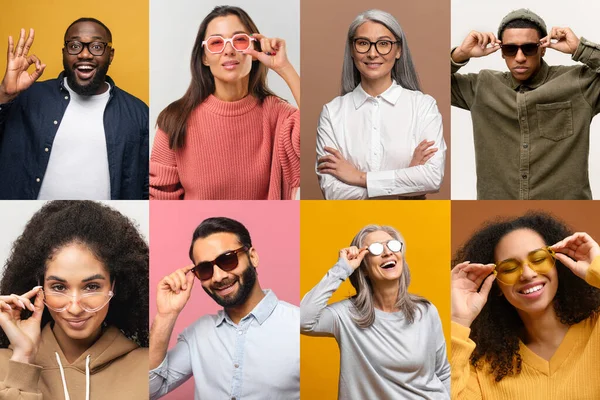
[{"x1": 451, "y1": 212, "x2": 600, "y2": 400}]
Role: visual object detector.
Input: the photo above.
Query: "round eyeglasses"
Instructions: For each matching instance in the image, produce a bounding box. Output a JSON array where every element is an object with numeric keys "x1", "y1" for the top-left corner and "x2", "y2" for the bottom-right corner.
[
  {"x1": 367, "y1": 240, "x2": 403, "y2": 256},
  {"x1": 353, "y1": 38, "x2": 399, "y2": 55},
  {"x1": 202, "y1": 34, "x2": 256, "y2": 54},
  {"x1": 64, "y1": 40, "x2": 112, "y2": 56},
  {"x1": 42, "y1": 282, "x2": 115, "y2": 313},
  {"x1": 493, "y1": 247, "x2": 556, "y2": 285}
]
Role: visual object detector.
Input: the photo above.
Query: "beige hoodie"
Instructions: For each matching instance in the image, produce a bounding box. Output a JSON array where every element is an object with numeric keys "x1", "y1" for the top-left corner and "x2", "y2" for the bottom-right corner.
[{"x1": 0, "y1": 324, "x2": 148, "y2": 399}]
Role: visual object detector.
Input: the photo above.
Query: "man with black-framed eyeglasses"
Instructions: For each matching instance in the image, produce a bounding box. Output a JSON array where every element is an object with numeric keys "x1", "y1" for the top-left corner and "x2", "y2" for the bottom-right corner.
[
  {"x1": 149, "y1": 217, "x2": 300, "y2": 400},
  {"x1": 0, "y1": 17, "x2": 148, "y2": 200},
  {"x1": 450, "y1": 8, "x2": 600, "y2": 200}
]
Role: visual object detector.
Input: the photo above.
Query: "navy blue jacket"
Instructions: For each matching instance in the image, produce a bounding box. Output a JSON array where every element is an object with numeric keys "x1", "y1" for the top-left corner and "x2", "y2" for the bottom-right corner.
[{"x1": 0, "y1": 73, "x2": 148, "y2": 199}]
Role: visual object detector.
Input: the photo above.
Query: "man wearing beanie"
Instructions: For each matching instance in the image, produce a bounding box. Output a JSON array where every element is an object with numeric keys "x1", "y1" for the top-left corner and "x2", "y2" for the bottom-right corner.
[{"x1": 451, "y1": 9, "x2": 600, "y2": 200}]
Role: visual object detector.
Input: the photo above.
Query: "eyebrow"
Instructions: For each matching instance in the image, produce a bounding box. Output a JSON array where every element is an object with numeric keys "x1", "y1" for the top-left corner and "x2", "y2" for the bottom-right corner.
[
  {"x1": 46, "y1": 274, "x2": 107, "y2": 283},
  {"x1": 354, "y1": 36, "x2": 394, "y2": 40}
]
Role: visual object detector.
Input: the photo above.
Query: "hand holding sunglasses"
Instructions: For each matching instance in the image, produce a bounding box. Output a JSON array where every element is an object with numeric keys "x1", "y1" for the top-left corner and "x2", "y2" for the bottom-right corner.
[
  {"x1": 242, "y1": 33, "x2": 292, "y2": 75},
  {"x1": 540, "y1": 26, "x2": 580, "y2": 55},
  {"x1": 156, "y1": 265, "x2": 196, "y2": 317},
  {"x1": 452, "y1": 30, "x2": 501, "y2": 63},
  {"x1": 339, "y1": 246, "x2": 369, "y2": 271},
  {"x1": 451, "y1": 261, "x2": 496, "y2": 328},
  {"x1": 0, "y1": 286, "x2": 45, "y2": 364},
  {"x1": 551, "y1": 232, "x2": 600, "y2": 281}
]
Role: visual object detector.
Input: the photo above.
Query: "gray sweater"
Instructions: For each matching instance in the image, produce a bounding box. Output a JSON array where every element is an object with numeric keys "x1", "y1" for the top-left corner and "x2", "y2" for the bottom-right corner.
[{"x1": 300, "y1": 259, "x2": 450, "y2": 400}]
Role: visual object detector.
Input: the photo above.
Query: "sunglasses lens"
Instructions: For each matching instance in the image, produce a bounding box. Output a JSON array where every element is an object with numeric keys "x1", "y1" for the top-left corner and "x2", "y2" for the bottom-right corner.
[
  {"x1": 527, "y1": 248, "x2": 554, "y2": 274},
  {"x1": 215, "y1": 252, "x2": 240, "y2": 271},
  {"x1": 501, "y1": 45, "x2": 519, "y2": 57},
  {"x1": 368, "y1": 242, "x2": 384, "y2": 256},
  {"x1": 232, "y1": 34, "x2": 251, "y2": 51},
  {"x1": 193, "y1": 262, "x2": 213, "y2": 280},
  {"x1": 495, "y1": 261, "x2": 521, "y2": 284},
  {"x1": 206, "y1": 37, "x2": 225, "y2": 53},
  {"x1": 387, "y1": 240, "x2": 402, "y2": 252},
  {"x1": 521, "y1": 43, "x2": 539, "y2": 56}
]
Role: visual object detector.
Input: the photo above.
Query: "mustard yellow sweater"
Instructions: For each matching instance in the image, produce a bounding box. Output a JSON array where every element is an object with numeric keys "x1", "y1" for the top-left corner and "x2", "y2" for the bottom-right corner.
[{"x1": 451, "y1": 257, "x2": 600, "y2": 400}]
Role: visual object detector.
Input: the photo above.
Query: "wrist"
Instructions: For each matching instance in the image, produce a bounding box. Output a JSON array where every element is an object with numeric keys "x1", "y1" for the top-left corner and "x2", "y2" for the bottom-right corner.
[
  {"x1": 0, "y1": 82, "x2": 17, "y2": 104},
  {"x1": 10, "y1": 349, "x2": 35, "y2": 364},
  {"x1": 451, "y1": 48, "x2": 470, "y2": 63},
  {"x1": 451, "y1": 315, "x2": 473, "y2": 328}
]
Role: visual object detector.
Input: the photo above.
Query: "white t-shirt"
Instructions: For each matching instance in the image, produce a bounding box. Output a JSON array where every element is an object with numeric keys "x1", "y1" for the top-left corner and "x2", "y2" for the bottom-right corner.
[
  {"x1": 316, "y1": 81, "x2": 446, "y2": 200},
  {"x1": 38, "y1": 79, "x2": 111, "y2": 200}
]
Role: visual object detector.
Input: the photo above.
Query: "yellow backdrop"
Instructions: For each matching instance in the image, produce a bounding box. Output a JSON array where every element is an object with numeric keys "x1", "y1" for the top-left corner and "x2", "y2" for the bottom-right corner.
[
  {"x1": 300, "y1": 200, "x2": 451, "y2": 399},
  {"x1": 0, "y1": 0, "x2": 148, "y2": 104}
]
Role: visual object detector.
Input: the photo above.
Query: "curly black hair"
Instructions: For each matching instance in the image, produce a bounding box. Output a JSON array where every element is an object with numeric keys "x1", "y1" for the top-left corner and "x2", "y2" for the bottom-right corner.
[
  {"x1": 452, "y1": 211, "x2": 600, "y2": 381},
  {"x1": 0, "y1": 201, "x2": 149, "y2": 347}
]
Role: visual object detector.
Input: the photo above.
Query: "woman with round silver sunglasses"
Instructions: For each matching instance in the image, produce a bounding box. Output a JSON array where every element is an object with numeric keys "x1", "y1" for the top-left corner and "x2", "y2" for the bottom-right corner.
[
  {"x1": 301, "y1": 224, "x2": 450, "y2": 399},
  {"x1": 0, "y1": 201, "x2": 149, "y2": 399},
  {"x1": 451, "y1": 212, "x2": 600, "y2": 399},
  {"x1": 316, "y1": 9, "x2": 446, "y2": 200},
  {"x1": 150, "y1": 5, "x2": 300, "y2": 200}
]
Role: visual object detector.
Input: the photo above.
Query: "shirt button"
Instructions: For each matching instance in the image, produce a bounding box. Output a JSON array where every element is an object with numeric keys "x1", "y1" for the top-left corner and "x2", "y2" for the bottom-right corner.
[
  {"x1": 237, "y1": 331, "x2": 243, "y2": 335},
  {"x1": 64, "y1": 96, "x2": 69, "y2": 100},
  {"x1": 234, "y1": 364, "x2": 239, "y2": 368},
  {"x1": 232, "y1": 397, "x2": 236, "y2": 400},
  {"x1": 35, "y1": 178, "x2": 40, "y2": 183},
  {"x1": 523, "y1": 144, "x2": 528, "y2": 149},
  {"x1": 522, "y1": 174, "x2": 527, "y2": 179},
  {"x1": 44, "y1": 147, "x2": 49, "y2": 152},
  {"x1": 53, "y1": 120, "x2": 58, "y2": 125}
]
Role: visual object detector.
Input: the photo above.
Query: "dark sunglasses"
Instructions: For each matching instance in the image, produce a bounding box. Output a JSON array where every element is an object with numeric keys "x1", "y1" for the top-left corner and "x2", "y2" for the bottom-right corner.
[
  {"x1": 500, "y1": 42, "x2": 540, "y2": 57},
  {"x1": 191, "y1": 246, "x2": 249, "y2": 281}
]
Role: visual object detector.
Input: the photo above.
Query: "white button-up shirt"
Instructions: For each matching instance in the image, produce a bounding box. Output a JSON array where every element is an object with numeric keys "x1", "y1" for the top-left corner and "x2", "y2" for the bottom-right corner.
[
  {"x1": 149, "y1": 290, "x2": 300, "y2": 400},
  {"x1": 316, "y1": 81, "x2": 446, "y2": 199}
]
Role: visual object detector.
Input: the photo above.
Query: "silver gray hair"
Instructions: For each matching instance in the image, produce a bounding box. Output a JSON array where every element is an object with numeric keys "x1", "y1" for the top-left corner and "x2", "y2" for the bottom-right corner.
[
  {"x1": 341, "y1": 9, "x2": 421, "y2": 95},
  {"x1": 348, "y1": 224, "x2": 430, "y2": 329}
]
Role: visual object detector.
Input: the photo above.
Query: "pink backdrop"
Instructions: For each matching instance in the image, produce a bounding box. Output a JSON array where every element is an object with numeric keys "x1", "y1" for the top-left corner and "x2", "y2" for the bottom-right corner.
[{"x1": 149, "y1": 200, "x2": 300, "y2": 400}]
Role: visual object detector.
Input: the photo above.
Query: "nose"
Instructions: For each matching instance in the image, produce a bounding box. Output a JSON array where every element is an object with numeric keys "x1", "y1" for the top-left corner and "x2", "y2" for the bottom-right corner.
[
  {"x1": 515, "y1": 48, "x2": 526, "y2": 62},
  {"x1": 519, "y1": 263, "x2": 538, "y2": 281},
  {"x1": 78, "y1": 44, "x2": 93, "y2": 59},
  {"x1": 211, "y1": 265, "x2": 229, "y2": 282},
  {"x1": 223, "y1": 40, "x2": 236, "y2": 55},
  {"x1": 381, "y1": 244, "x2": 393, "y2": 257},
  {"x1": 66, "y1": 295, "x2": 85, "y2": 315},
  {"x1": 367, "y1": 43, "x2": 378, "y2": 58}
]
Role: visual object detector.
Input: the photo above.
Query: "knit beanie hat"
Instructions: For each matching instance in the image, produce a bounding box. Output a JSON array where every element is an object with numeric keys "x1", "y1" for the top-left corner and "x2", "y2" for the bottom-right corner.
[{"x1": 497, "y1": 9, "x2": 547, "y2": 39}]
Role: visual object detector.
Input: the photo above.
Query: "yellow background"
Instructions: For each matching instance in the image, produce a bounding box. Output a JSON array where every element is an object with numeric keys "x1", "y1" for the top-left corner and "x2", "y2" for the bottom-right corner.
[
  {"x1": 0, "y1": 0, "x2": 149, "y2": 104},
  {"x1": 300, "y1": 201, "x2": 451, "y2": 399}
]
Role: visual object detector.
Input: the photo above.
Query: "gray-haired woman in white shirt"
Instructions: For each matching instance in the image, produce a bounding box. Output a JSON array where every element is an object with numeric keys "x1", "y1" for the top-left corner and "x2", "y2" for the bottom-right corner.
[
  {"x1": 316, "y1": 9, "x2": 446, "y2": 200},
  {"x1": 301, "y1": 224, "x2": 450, "y2": 400}
]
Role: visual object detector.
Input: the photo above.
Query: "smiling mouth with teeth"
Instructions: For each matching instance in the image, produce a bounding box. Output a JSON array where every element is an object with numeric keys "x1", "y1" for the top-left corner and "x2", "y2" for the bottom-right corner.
[
  {"x1": 519, "y1": 284, "x2": 544, "y2": 295},
  {"x1": 380, "y1": 261, "x2": 396, "y2": 269}
]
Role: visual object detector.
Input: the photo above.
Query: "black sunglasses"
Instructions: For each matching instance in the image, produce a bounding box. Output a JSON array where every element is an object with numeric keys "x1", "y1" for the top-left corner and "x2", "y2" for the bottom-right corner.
[
  {"x1": 500, "y1": 42, "x2": 540, "y2": 57},
  {"x1": 192, "y1": 246, "x2": 249, "y2": 280}
]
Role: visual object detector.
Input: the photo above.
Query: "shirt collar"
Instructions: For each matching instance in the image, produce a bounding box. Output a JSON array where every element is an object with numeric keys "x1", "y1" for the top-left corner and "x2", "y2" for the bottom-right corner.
[
  {"x1": 215, "y1": 289, "x2": 279, "y2": 327},
  {"x1": 351, "y1": 80, "x2": 403, "y2": 109},
  {"x1": 508, "y1": 59, "x2": 550, "y2": 90}
]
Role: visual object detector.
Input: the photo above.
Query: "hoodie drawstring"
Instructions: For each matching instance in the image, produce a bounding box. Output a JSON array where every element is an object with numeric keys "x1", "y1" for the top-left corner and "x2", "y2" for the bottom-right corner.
[{"x1": 55, "y1": 352, "x2": 91, "y2": 400}]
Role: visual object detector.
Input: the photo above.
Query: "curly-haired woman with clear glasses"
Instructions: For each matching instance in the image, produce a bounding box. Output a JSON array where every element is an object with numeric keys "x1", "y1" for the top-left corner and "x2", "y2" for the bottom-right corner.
[
  {"x1": 301, "y1": 224, "x2": 450, "y2": 399},
  {"x1": 451, "y1": 212, "x2": 600, "y2": 399},
  {"x1": 0, "y1": 201, "x2": 149, "y2": 399}
]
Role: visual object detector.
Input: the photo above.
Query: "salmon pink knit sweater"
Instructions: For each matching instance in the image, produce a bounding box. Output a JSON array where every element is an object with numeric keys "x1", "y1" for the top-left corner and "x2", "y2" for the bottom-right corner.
[{"x1": 150, "y1": 95, "x2": 300, "y2": 200}]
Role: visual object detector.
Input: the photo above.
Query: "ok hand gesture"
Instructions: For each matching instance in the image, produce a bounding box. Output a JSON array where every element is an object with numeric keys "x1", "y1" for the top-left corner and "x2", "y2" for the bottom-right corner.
[{"x1": 0, "y1": 29, "x2": 46, "y2": 103}]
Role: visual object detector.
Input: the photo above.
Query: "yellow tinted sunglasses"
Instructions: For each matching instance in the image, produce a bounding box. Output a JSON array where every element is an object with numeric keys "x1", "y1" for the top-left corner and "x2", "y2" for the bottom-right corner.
[{"x1": 493, "y1": 246, "x2": 556, "y2": 285}]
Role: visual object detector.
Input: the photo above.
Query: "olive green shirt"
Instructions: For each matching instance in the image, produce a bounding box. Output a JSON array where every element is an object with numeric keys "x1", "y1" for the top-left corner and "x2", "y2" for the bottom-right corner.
[{"x1": 451, "y1": 37, "x2": 600, "y2": 199}]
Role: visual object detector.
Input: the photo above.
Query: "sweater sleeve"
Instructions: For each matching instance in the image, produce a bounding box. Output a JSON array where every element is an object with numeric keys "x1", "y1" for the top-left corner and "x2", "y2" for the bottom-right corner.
[
  {"x1": 300, "y1": 259, "x2": 354, "y2": 337},
  {"x1": 585, "y1": 255, "x2": 600, "y2": 288},
  {"x1": 450, "y1": 321, "x2": 483, "y2": 400},
  {"x1": 275, "y1": 102, "x2": 300, "y2": 196},
  {"x1": 0, "y1": 360, "x2": 43, "y2": 400},
  {"x1": 430, "y1": 306, "x2": 451, "y2": 396},
  {"x1": 572, "y1": 37, "x2": 600, "y2": 115},
  {"x1": 149, "y1": 128, "x2": 185, "y2": 200}
]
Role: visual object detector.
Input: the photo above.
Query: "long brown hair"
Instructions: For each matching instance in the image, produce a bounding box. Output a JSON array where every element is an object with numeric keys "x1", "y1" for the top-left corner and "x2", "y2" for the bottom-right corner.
[{"x1": 157, "y1": 6, "x2": 276, "y2": 149}]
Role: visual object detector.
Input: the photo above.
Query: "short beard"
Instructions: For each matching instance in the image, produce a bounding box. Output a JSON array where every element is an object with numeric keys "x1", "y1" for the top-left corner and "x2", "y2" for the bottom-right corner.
[
  {"x1": 63, "y1": 60, "x2": 109, "y2": 96},
  {"x1": 203, "y1": 264, "x2": 257, "y2": 308}
]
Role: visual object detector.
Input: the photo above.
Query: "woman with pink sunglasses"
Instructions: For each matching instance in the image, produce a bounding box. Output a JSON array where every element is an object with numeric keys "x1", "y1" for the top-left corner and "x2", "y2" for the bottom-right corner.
[
  {"x1": 150, "y1": 5, "x2": 300, "y2": 200},
  {"x1": 0, "y1": 201, "x2": 149, "y2": 399}
]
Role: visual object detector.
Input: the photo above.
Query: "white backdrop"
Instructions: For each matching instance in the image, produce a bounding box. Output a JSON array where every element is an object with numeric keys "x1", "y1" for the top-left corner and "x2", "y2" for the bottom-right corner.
[
  {"x1": 0, "y1": 201, "x2": 149, "y2": 276},
  {"x1": 451, "y1": 0, "x2": 600, "y2": 199},
  {"x1": 149, "y1": 0, "x2": 300, "y2": 146}
]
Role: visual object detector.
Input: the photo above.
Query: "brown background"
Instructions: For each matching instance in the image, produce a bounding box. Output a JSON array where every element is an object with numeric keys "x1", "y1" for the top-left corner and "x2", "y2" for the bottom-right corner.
[
  {"x1": 452, "y1": 201, "x2": 600, "y2": 256},
  {"x1": 300, "y1": 0, "x2": 451, "y2": 199}
]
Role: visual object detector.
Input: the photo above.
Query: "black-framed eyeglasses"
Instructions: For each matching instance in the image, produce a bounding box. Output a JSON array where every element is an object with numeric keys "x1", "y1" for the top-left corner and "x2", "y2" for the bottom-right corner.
[
  {"x1": 353, "y1": 38, "x2": 399, "y2": 55},
  {"x1": 191, "y1": 246, "x2": 249, "y2": 281},
  {"x1": 500, "y1": 42, "x2": 540, "y2": 57},
  {"x1": 64, "y1": 40, "x2": 112, "y2": 56},
  {"x1": 367, "y1": 240, "x2": 403, "y2": 256}
]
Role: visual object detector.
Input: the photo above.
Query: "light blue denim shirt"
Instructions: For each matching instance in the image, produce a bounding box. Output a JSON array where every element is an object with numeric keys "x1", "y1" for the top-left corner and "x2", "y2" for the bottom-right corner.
[{"x1": 149, "y1": 290, "x2": 300, "y2": 400}]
